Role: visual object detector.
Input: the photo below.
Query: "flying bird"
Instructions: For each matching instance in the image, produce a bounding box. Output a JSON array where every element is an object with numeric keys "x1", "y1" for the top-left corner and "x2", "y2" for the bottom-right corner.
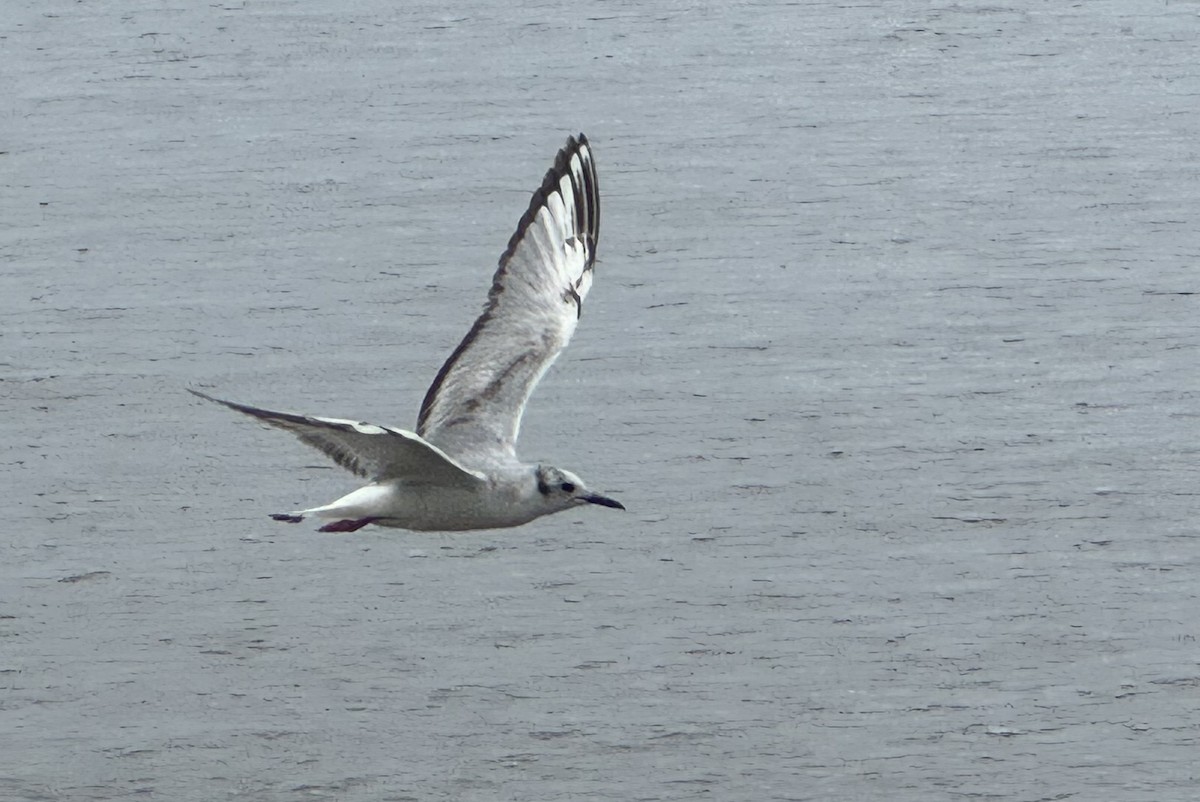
[{"x1": 192, "y1": 134, "x2": 623, "y2": 532}]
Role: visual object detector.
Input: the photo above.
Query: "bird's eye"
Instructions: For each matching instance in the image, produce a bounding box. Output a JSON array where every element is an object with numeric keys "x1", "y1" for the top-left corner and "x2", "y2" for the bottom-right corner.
[{"x1": 561, "y1": 482, "x2": 576, "y2": 493}]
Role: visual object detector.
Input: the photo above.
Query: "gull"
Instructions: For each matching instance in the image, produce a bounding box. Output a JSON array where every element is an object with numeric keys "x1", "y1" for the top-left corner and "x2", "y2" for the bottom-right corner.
[{"x1": 191, "y1": 133, "x2": 623, "y2": 532}]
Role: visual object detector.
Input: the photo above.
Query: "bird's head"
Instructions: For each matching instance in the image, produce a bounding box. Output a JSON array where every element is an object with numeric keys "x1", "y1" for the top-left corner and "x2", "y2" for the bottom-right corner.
[{"x1": 535, "y1": 465, "x2": 624, "y2": 513}]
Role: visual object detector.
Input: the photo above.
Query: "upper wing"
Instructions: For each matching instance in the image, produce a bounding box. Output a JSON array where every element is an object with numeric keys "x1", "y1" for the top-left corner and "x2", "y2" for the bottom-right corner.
[
  {"x1": 190, "y1": 390, "x2": 486, "y2": 486},
  {"x1": 416, "y1": 133, "x2": 600, "y2": 460}
]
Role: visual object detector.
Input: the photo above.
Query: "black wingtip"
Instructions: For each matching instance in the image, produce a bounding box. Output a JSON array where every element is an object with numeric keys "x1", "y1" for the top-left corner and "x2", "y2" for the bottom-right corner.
[
  {"x1": 188, "y1": 388, "x2": 311, "y2": 430},
  {"x1": 498, "y1": 134, "x2": 599, "y2": 273},
  {"x1": 188, "y1": 387, "x2": 251, "y2": 416}
]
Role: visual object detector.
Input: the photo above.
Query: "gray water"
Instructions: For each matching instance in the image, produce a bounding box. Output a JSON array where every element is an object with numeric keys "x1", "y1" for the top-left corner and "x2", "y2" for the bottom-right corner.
[{"x1": 4, "y1": 2, "x2": 1199, "y2": 800}]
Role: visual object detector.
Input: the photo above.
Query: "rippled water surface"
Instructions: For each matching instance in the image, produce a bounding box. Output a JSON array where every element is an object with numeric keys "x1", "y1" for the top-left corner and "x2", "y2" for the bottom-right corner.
[{"x1": 5, "y1": 2, "x2": 1199, "y2": 800}]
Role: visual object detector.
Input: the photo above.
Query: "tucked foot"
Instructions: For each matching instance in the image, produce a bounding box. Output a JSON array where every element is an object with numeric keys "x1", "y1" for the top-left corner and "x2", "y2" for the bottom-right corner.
[
  {"x1": 318, "y1": 517, "x2": 377, "y2": 533},
  {"x1": 270, "y1": 513, "x2": 304, "y2": 524}
]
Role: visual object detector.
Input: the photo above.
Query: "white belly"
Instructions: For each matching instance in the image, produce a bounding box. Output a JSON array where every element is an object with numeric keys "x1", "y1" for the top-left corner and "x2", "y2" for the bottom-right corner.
[{"x1": 304, "y1": 480, "x2": 543, "y2": 532}]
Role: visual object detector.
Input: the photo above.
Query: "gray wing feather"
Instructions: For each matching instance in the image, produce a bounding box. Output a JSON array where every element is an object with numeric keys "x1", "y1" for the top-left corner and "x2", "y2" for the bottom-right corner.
[
  {"x1": 416, "y1": 134, "x2": 600, "y2": 459},
  {"x1": 190, "y1": 390, "x2": 485, "y2": 486}
]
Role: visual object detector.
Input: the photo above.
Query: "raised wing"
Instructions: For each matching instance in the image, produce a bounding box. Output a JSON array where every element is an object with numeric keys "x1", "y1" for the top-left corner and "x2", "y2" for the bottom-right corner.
[
  {"x1": 416, "y1": 133, "x2": 600, "y2": 460},
  {"x1": 190, "y1": 389, "x2": 485, "y2": 486}
]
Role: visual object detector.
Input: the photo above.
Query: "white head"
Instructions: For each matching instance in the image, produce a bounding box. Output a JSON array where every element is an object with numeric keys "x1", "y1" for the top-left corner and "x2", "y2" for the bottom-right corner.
[{"x1": 535, "y1": 465, "x2": 624, "y2": 514}]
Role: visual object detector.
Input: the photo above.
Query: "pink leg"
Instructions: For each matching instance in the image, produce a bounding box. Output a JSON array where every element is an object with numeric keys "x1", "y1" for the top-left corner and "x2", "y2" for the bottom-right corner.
[{"x1": 318, "y1": 518, "x2": 377, "y2": 533}]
